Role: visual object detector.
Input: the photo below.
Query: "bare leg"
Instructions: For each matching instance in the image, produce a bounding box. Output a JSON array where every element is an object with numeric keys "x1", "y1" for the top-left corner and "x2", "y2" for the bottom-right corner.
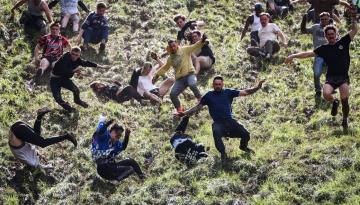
[
  {"x1": 61, "y1": 14, "x2": 71, "y2": 29},
  {"x1": 158, "y1": 78, "x2": 175, "y2": 97},
  {"x1": 323, "y1": 84, "x2": 335, "y2": 102}
]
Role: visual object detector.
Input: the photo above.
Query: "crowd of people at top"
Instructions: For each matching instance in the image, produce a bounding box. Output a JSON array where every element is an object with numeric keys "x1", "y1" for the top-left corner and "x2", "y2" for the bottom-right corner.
[{"x1": 7, "y1": 0, "x2": 359, "y2": 183}]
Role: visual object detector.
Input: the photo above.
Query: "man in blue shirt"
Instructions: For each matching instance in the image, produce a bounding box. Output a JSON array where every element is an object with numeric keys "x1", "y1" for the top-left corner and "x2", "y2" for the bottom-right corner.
[
  {"x1": 180, "y1": 76, "x2": 265, "y2": 160},
  {"x1": 76, "y1": 2, "x2": 109, "y2": 51},
  {"x1": 91, "y1": 116, "x2": 145, "y2": 181}
]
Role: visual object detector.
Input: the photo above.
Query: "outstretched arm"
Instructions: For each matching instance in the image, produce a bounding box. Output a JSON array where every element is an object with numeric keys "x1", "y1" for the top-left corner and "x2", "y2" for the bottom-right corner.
[
  {"x1": 300, "y1": 14, "x2": 310, "y2": 34},
  {"x1": 41, "y1": 3, "x2": 53, "y2": 23},
  {"x1": 340, "y1": 0, "x2": 352, "y2": 9},
  {"x1": 11, "y1": 0, "x2": 27, "y2": 13},
  {"x1": 349, "y1": 6, "x2": 358, "y2": 40},
  {"x1": 182, "y1": 103, "x2": 204, "y2": 117},
  {"x1": 241, "y1": 16, "x2": 252, "y2": 41},
  {"x1": 239, "y1": 80, "x2": 265, "y2": 96},
  {"x1": 284, "y1": 51, "x2": 316, "y2": 64}
]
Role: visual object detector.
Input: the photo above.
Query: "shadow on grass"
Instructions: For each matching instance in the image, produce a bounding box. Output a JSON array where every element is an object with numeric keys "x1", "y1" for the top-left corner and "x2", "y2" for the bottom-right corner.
[{"x1": 8, "y1": 165, "x2": 56, "y2": 204}]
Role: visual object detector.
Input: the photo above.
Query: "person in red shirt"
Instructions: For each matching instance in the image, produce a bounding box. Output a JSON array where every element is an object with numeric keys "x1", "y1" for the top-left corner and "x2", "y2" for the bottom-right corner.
[{"x1": 32, "y1": 22, "x2": 71, "y2": 86}]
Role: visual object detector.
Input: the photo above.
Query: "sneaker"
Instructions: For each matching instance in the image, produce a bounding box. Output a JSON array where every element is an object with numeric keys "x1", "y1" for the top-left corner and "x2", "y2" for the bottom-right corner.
[
  {"x1": 342, "y1": 118, "x2": 348, "y2": 133},
  {"x1": 239, "y1": 146, "x2": 255, "y2": 154},
  {"x1": 66, "y1": 133, "x2": 77, "y2": 147},
  {"x1": 176, "y1": 106, "x2": 185, "y2": 114},
  {"x1": 331, "y1": 99, "x2": 340, "y2": 116},
  {"x1": 61, "y1": 102, "x2": 76, "y2": 112},
  {"x1": 99, "y1": 43, "x2": 106, "y2": 51},
  {"x1": 75, "y1": 100, "x2": 89, "y2": 108}
]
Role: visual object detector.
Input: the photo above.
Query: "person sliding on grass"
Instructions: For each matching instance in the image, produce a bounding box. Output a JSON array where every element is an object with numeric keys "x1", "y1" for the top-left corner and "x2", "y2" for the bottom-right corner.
[
  {"x1": 31, "y1": 22, "x2": 71, "y2": 87},
  {"x1": 285, "y1": 6, "x2": 358, "y2": 132},
  {"x1": 246, "y1": 13, "x2": 287, "y2": 60},
  {"x1": 76, "y1": 2, "x2": 108, "y2": 51},
  {"x1": 91, "y1": 115, "x2": 145, "y2": 182},
  {"x1": 174, "y1": 14, "x2": 205, "y2": 44},
  {"x1": 50, "y1": 46, "x2": 110, "y2": 111},
  {"x1": 152, "y1": 34, "x2": 209, "y2": 113},
  {"x1": 190, "y1": 31, "x2": 215, "y2": 75},
  {"x1": 8, "y1": 107, "x2": 77, "y2": 168},
  {"x1": 170, "y1": 116, "x2": 208, "y2": 165},
  {"x1": 179, "y1": 76, "x2": 265, "y2": 161},
  {"x1": 136, "y1": 53, "x2": 175, "y2": 104},
  {"x1": 90, "y1": 81, "x2": 144, "y2": 104},
  {"x1": 48, "y1": 0, "x2": 90, "y2": 34},
  {"x1": 300, "y1": 12, "x2": 332, "y2": 99}
]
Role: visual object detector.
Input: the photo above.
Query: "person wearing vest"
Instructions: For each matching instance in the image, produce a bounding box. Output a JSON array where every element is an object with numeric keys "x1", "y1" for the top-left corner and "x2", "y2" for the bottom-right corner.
[
  {"x1": 12, "y1": 0, "x2": 53, "y2": 35},
  {"x1": 241, "y1": 3, "x2": 263, "y2": 46}
]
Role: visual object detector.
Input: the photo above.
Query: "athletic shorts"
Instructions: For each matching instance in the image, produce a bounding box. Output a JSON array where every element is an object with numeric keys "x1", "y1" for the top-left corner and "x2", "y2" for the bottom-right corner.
[{"x1": 325, "y1": 76, "x2": 350, "y2": 90}]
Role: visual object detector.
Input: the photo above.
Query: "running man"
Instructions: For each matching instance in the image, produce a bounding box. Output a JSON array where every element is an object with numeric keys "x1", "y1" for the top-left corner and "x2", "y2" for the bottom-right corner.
[
  {"x1": 285, "y1": 6, "x2": 358, "y2": 132},
  {"x1": 179, "y1": 76, "x2": 265, "y2": 160},
  {"x1": 50, "y1": 46, "x2": 110, "y2": 111},
  {"x1": 9, "y1": 108, "x2": 77, "y2": 168},
  {"x1": 91, "y1": 115, "x2": 145, "y2": 182},
  {"x1": 152, "y1": 34, "x2": 209, "y2": 113}
]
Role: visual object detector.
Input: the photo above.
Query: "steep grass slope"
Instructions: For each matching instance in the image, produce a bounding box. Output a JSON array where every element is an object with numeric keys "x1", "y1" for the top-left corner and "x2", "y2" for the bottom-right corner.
[{"x1": 1, "y1": 0, "x2": 360, "y2": 204}]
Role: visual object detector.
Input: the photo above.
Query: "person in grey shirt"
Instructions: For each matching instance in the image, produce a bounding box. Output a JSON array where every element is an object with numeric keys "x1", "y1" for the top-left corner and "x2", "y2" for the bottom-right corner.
[
  {"x1": 8, "y1": 108, "x2": 77, "y2": 168},
  {"x1": 301, "y1": 12, "x2": 332, "y2": 99}
]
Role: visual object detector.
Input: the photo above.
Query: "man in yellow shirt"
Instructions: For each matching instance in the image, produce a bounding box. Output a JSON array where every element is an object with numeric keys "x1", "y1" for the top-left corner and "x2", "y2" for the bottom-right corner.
[{"x1": 153, "y1": 34, "x2": 209, "y2": 113}]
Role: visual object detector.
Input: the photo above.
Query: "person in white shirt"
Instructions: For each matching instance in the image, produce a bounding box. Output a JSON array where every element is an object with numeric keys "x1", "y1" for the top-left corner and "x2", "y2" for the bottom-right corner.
[
  {"x1": 137, "y1": 53, "x2": 175, "y2": 104},
  {"x1": 241, "y1": 3, "x2": 264, "y2": 46},
  {"x1": 246, "y1": 12, "x2": 288, "y2": 59}
]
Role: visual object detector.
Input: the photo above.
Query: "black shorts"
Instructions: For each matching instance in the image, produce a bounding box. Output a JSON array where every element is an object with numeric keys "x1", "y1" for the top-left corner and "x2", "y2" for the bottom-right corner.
[
  {"x1": 149, "y1": 88, "x2": 160, "y2": 97},
  {"x1": 325, "y1": 76, "x2": 350, "y2": 90}
]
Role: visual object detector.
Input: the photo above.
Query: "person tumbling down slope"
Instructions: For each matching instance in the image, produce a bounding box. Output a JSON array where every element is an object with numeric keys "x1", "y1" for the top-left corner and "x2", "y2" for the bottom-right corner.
[
  {"x1": 152, "y1": 34, "x2": 209, "y2": 114},
  {"x1": 285, "y1": 6, "x2": 358, "y2": 133},
  {"x1": 91, "y1": 115, "x2": 145, "y2": 182},
  {"x1": 170, "y1": 116, "x2": 208, "y2": 165},
  {"x1": 8, "y1": 108, "x2": 77, "y2": 168},
  {"x1": 90, "y1": 81, "x2": 144, "y2": 104},
  {"x1": 50, "y1": 46, "x2": 110, "y2": 112},
  {"x1": 179, "y1": 76, "x2": 265, "y2": 161}
]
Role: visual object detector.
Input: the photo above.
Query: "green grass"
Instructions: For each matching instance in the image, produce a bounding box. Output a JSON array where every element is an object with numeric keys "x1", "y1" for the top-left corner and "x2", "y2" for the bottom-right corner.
[{"x1": 0, "y1": 0, "x2": 360, "y2": 204}]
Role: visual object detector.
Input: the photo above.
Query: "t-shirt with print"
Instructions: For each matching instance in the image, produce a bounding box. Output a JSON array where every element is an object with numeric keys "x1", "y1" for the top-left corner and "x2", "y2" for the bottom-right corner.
[
  {"x1": 200, "y1": 89, "x2": 240, "y2": 122},
  {"x1": 258, "y1": 23, "x2": 281, "y2": 47},
  {"x1": 137, "y1": 67, "x2": 157, "y2": 96},
  {"x1": 38, "y1": 34, "x2": 69, "y2": 59},
  {"x1": 314, "y1": 34, "x2": 352, "y2": 78}
]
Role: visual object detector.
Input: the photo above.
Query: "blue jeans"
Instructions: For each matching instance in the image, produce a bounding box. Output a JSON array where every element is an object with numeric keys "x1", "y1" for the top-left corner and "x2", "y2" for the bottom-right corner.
[
  {"x1": 170, "y1": 74, "x2": 201, "y2": 109},
  {"x1": 313, "y1": 56, "x2": 325, "y2": 93},
  {"x1": 82, "y1": 28, "x2": 108, "y2": 44}
]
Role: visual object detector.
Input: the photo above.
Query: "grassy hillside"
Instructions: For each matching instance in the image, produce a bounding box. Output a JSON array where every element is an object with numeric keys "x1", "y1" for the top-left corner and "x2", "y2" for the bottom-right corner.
[{"x1": 1, "y1": 0, "x2": 360, "y2": 204}]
